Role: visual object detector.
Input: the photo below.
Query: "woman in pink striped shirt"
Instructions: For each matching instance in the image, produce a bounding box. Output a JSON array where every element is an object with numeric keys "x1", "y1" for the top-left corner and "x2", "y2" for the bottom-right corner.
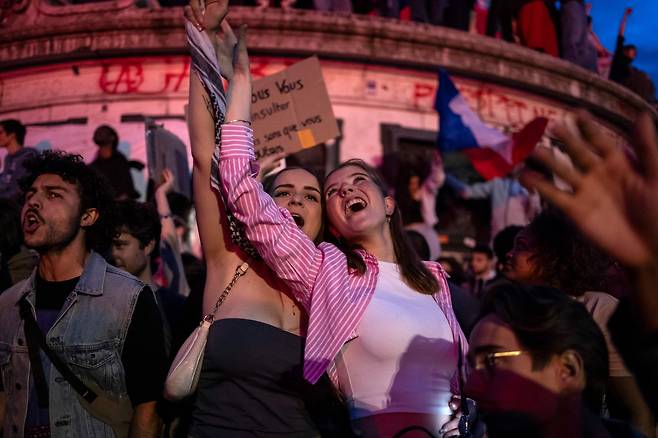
[
  {"x1": 212, "y1": 23, "x2": 468, "y2": 438},
  {"x1": 184, "y1": 5, "x2": 345, "y2": 436}
]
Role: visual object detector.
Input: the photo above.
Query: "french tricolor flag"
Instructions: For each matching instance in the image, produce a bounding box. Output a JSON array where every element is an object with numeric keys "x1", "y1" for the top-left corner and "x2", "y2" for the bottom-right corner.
[{"x1": 435, "y1": 69, "x2": 548, "y2": 180}]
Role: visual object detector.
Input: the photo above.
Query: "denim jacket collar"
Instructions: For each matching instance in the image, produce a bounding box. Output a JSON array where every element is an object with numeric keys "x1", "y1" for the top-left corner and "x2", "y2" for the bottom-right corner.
[{"x1": 17, "y1": 251, "x2": 107, "y2": 304}]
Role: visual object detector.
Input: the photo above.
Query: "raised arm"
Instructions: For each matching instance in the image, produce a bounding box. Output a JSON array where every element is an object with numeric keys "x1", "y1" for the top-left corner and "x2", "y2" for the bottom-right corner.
[
  {"x1": 609, "y1": 8, "x2": 633, "y2": 82},
  {"x1": 215, "y1": 26, "x2": 325, "y2": 309},
  {"x1": 420, "y1": 151, "x2": 445, "y2": 227},
  {"x1": 444, "y1": 173, "x2": 494, "y2": 200},
  {"x1": 618, "y1": 7, "x2": 632, "y2": 39},
  {"x1": 187, "y1": 71, "x2": 232, "y2": 262},
  {"x1": 154, "y1": 169, "x2": 178, "y2": 244},
  {"x1": 154, "y1": 169, "x2": 191, "y2": 297},
  {"x1": 184, "y1": 0, "x2": 247, "y2": 312},
  {"x1": 188, "y1": 68, "x2": 245, "y2": 312}
]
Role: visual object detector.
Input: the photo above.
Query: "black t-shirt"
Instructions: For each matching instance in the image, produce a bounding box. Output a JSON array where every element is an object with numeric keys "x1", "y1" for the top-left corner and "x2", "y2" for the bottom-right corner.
[{"x1": 31, "y1": 275, "x2": 168, "y2": 406}]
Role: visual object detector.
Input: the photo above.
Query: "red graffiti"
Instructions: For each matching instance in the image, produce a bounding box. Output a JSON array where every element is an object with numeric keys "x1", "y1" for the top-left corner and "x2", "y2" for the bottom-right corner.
[
  {"x1": 468, "y1": 87, "x2": 496, "y2": 120},
  {"x1": 161, "y1": 60, "x2": 190, "y2": 94},
  {"x1": 99, "y1": 63, "x2": 144, "y2": 94},
  {"x1": 413, "y1": 83, "x2": 435, "y2": 107},
  {"x1": 99, "y1": 58, "x2": 190, "y2": 95},
  {"x1": 96, "y1": 57, "x2": 300, "y2": 95},
  {"x1": 427, "y1": 80, "x2": 560, "y2": 127},
  {"x1": 495, "y1": 94, "x2": 527, "y2": 126}
]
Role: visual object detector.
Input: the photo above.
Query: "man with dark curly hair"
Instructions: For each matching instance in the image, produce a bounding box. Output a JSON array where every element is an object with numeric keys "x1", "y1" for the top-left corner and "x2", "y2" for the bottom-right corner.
[{"x1": 0, "y1": 151, "x2": 167, "y2": 438}]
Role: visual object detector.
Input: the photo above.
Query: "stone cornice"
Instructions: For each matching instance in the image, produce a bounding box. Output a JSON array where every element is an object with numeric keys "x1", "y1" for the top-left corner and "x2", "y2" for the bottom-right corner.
[{"x1": 1, "y1": 5, "x2": 654, "y2": 128}]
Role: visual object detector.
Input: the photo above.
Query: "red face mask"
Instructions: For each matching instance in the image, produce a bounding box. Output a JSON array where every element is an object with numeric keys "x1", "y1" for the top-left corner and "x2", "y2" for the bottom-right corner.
[{"x1": 465, "y1": 367, "x2": 559, "y2": 423}]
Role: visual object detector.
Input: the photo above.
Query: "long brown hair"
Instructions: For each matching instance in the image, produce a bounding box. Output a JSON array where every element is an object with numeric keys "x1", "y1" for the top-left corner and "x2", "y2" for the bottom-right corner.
[{"x1": 325, "y1": 159, "x2": 439, "y2": 295}]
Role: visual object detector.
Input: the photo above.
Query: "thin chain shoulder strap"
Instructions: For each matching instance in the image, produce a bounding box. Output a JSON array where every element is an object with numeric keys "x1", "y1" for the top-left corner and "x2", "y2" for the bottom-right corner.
[{"x1": 204, "y1": 260, "x2": 250, "y2": 323}]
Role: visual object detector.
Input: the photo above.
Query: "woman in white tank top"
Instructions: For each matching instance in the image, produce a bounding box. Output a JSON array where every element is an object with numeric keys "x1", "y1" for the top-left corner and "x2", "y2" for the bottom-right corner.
[
  {"x1": 335, "y1": 260, "x2": 458, "y2": 436},
  {"x1": 323, "y1": 160, "x2": 464, "y2": 437}
]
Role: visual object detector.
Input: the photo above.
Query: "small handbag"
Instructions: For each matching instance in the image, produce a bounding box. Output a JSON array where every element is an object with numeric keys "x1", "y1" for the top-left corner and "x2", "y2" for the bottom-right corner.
[{"x1": 164, "y1": 260, "x2": 249, "y2": 401}]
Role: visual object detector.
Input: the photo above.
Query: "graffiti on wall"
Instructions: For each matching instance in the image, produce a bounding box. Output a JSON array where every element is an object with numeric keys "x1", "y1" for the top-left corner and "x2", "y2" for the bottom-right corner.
[
  {"x1": 93, "y1": 55, "x2": 568, "y2": 131},
  {"x1": 0, "y1": 55, "x2": 623, "y2": 149},
  {"x1": 3, "y1": 54, "x2": 565, "y2": 127},
  {"x1": 98, "y1": 58, "x2": 190, "y2": 95},
  {"x1": 95, "y1": 57, "x2": 296, "y2": 95},
  {"x1": 410, "y1": 80, "x2": 561, "y2": 129}
]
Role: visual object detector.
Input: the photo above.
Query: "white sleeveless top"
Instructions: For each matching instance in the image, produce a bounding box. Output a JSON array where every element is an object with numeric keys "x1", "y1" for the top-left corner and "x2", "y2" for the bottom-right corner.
[{"x1": 335, "y1": 261, "x2": 457, "y2": 422}]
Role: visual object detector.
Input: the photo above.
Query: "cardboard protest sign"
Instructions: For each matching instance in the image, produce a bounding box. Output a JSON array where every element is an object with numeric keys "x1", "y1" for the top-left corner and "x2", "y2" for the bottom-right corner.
[
  {"x1": 251, "y1": 56, "x2": 340, "y2": 159},
  {"x1": 145, "y1": 120, "x2": 191, "y2": 198}
]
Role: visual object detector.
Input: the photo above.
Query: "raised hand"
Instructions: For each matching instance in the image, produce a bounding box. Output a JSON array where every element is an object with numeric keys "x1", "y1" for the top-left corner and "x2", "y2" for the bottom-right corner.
[
  {"x1": 184, "y1": 0, "x2": 228, "y2": 33},
  {"x1": 184, "y1": 0, "x2": 237, "y2": 79},
  {"x1": 213, "y1": 20, "x2": 239, "y2": 81},
  {"x1": 225, "y1": 25, "x2": 252, "y2": 123},
  {"x1": 427, "y1": 150, "x2": 446, "y2": 189},
  {"x1": 157, "y1": 168, "x2": 176, "y2": 194},
  {"x1": 520, "y1": 111, "x2": 658, "y2": 269}
]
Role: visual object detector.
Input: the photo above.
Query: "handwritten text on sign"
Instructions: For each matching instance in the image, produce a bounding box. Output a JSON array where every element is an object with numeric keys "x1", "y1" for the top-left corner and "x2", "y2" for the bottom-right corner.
[{"x1": 251, "y1": 57, "x2": 339, "y2": 159}]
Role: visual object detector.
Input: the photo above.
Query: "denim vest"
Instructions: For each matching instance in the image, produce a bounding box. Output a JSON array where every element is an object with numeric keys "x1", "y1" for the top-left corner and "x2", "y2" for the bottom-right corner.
[{"x1": 0, "y1": 251, "x2": 144, "y2": 438}]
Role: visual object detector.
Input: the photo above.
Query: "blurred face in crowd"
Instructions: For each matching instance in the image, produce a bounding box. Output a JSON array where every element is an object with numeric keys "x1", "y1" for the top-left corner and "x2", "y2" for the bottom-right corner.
[
  {"x1": 471, "y1": 251, "x2": 494, "y2": 276},
  {"x1": 466, "y1": 315, "x2": 584, "y2": 429},
  {"x1": 112, "y1": 229, "x2": 153, "y2": 278},
  {"x1": 97, "y1": 145, "x2": 115, "y2": 160},
  {"x1": 271, "y1": 168, "x2": 323, "y2": 242},
  {"x1": 503, "y1": 228, "x2": 540, "y2": 283},
  {"x1": 324, "y1": 164, "x2": 394, "y2": 243},
  {"x1": 624, "y1": 47, "x2": 637, "y2": 61},
  {"x1": 408, "y1": 175, "x2": 421, "y2": 198},
  {"x1": 0, "y1": 125, "x2": 10, "y2": 148},
  {"x1": 22, "y1": 174, "x2": 90, "y2": 253}
]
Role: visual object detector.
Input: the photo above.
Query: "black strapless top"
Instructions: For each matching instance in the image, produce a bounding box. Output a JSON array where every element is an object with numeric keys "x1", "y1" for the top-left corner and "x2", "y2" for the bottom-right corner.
[{"x1": 189, "y1": 318, "x2": 320, "y2": 437}]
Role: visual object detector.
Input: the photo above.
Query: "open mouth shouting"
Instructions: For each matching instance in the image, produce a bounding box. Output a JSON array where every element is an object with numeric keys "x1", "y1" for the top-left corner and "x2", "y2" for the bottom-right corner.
[
  {"x1": 291, "y1": 213, "x2": 305, "y2": 228},
  {"x1": 345, "y1": 197, "x2": 368, "y2": 216},
  {"x1": 23, "y1": 210, "x2": 42, "y2": 234}
]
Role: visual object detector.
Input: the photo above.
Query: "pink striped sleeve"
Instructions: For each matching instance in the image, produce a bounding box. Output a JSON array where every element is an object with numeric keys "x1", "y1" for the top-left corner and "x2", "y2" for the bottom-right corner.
[
  {"x1": 217, "y1": 124, "x2": 325, "y2": 309},
  {"x1": 216, "y1": 124, "x2": 380, "y2": 384},
  {"x1": 426, "y1": 262, "x2": 469, "y2": 396}
]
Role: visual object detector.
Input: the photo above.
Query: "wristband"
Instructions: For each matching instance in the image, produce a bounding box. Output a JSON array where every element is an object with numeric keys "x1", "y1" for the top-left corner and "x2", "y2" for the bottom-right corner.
[{"x1": 224, "y1": 119, "x2": 252, "y2": 127}]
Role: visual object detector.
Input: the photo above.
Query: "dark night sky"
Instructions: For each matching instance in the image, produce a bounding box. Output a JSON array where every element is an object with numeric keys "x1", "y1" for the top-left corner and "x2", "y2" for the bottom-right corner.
[{"x1": 589, "y1": 0, "x2": 657, "y2": 87}]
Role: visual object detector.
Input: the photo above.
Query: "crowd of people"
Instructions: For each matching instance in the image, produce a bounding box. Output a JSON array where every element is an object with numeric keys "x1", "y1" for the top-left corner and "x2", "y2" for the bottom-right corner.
[
  {"x1": 214, "y1": 0, "x2": 656, "y2": 103},
  {"x1": 0, "y1": 0, "x2": 658, "y2": 437}
]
